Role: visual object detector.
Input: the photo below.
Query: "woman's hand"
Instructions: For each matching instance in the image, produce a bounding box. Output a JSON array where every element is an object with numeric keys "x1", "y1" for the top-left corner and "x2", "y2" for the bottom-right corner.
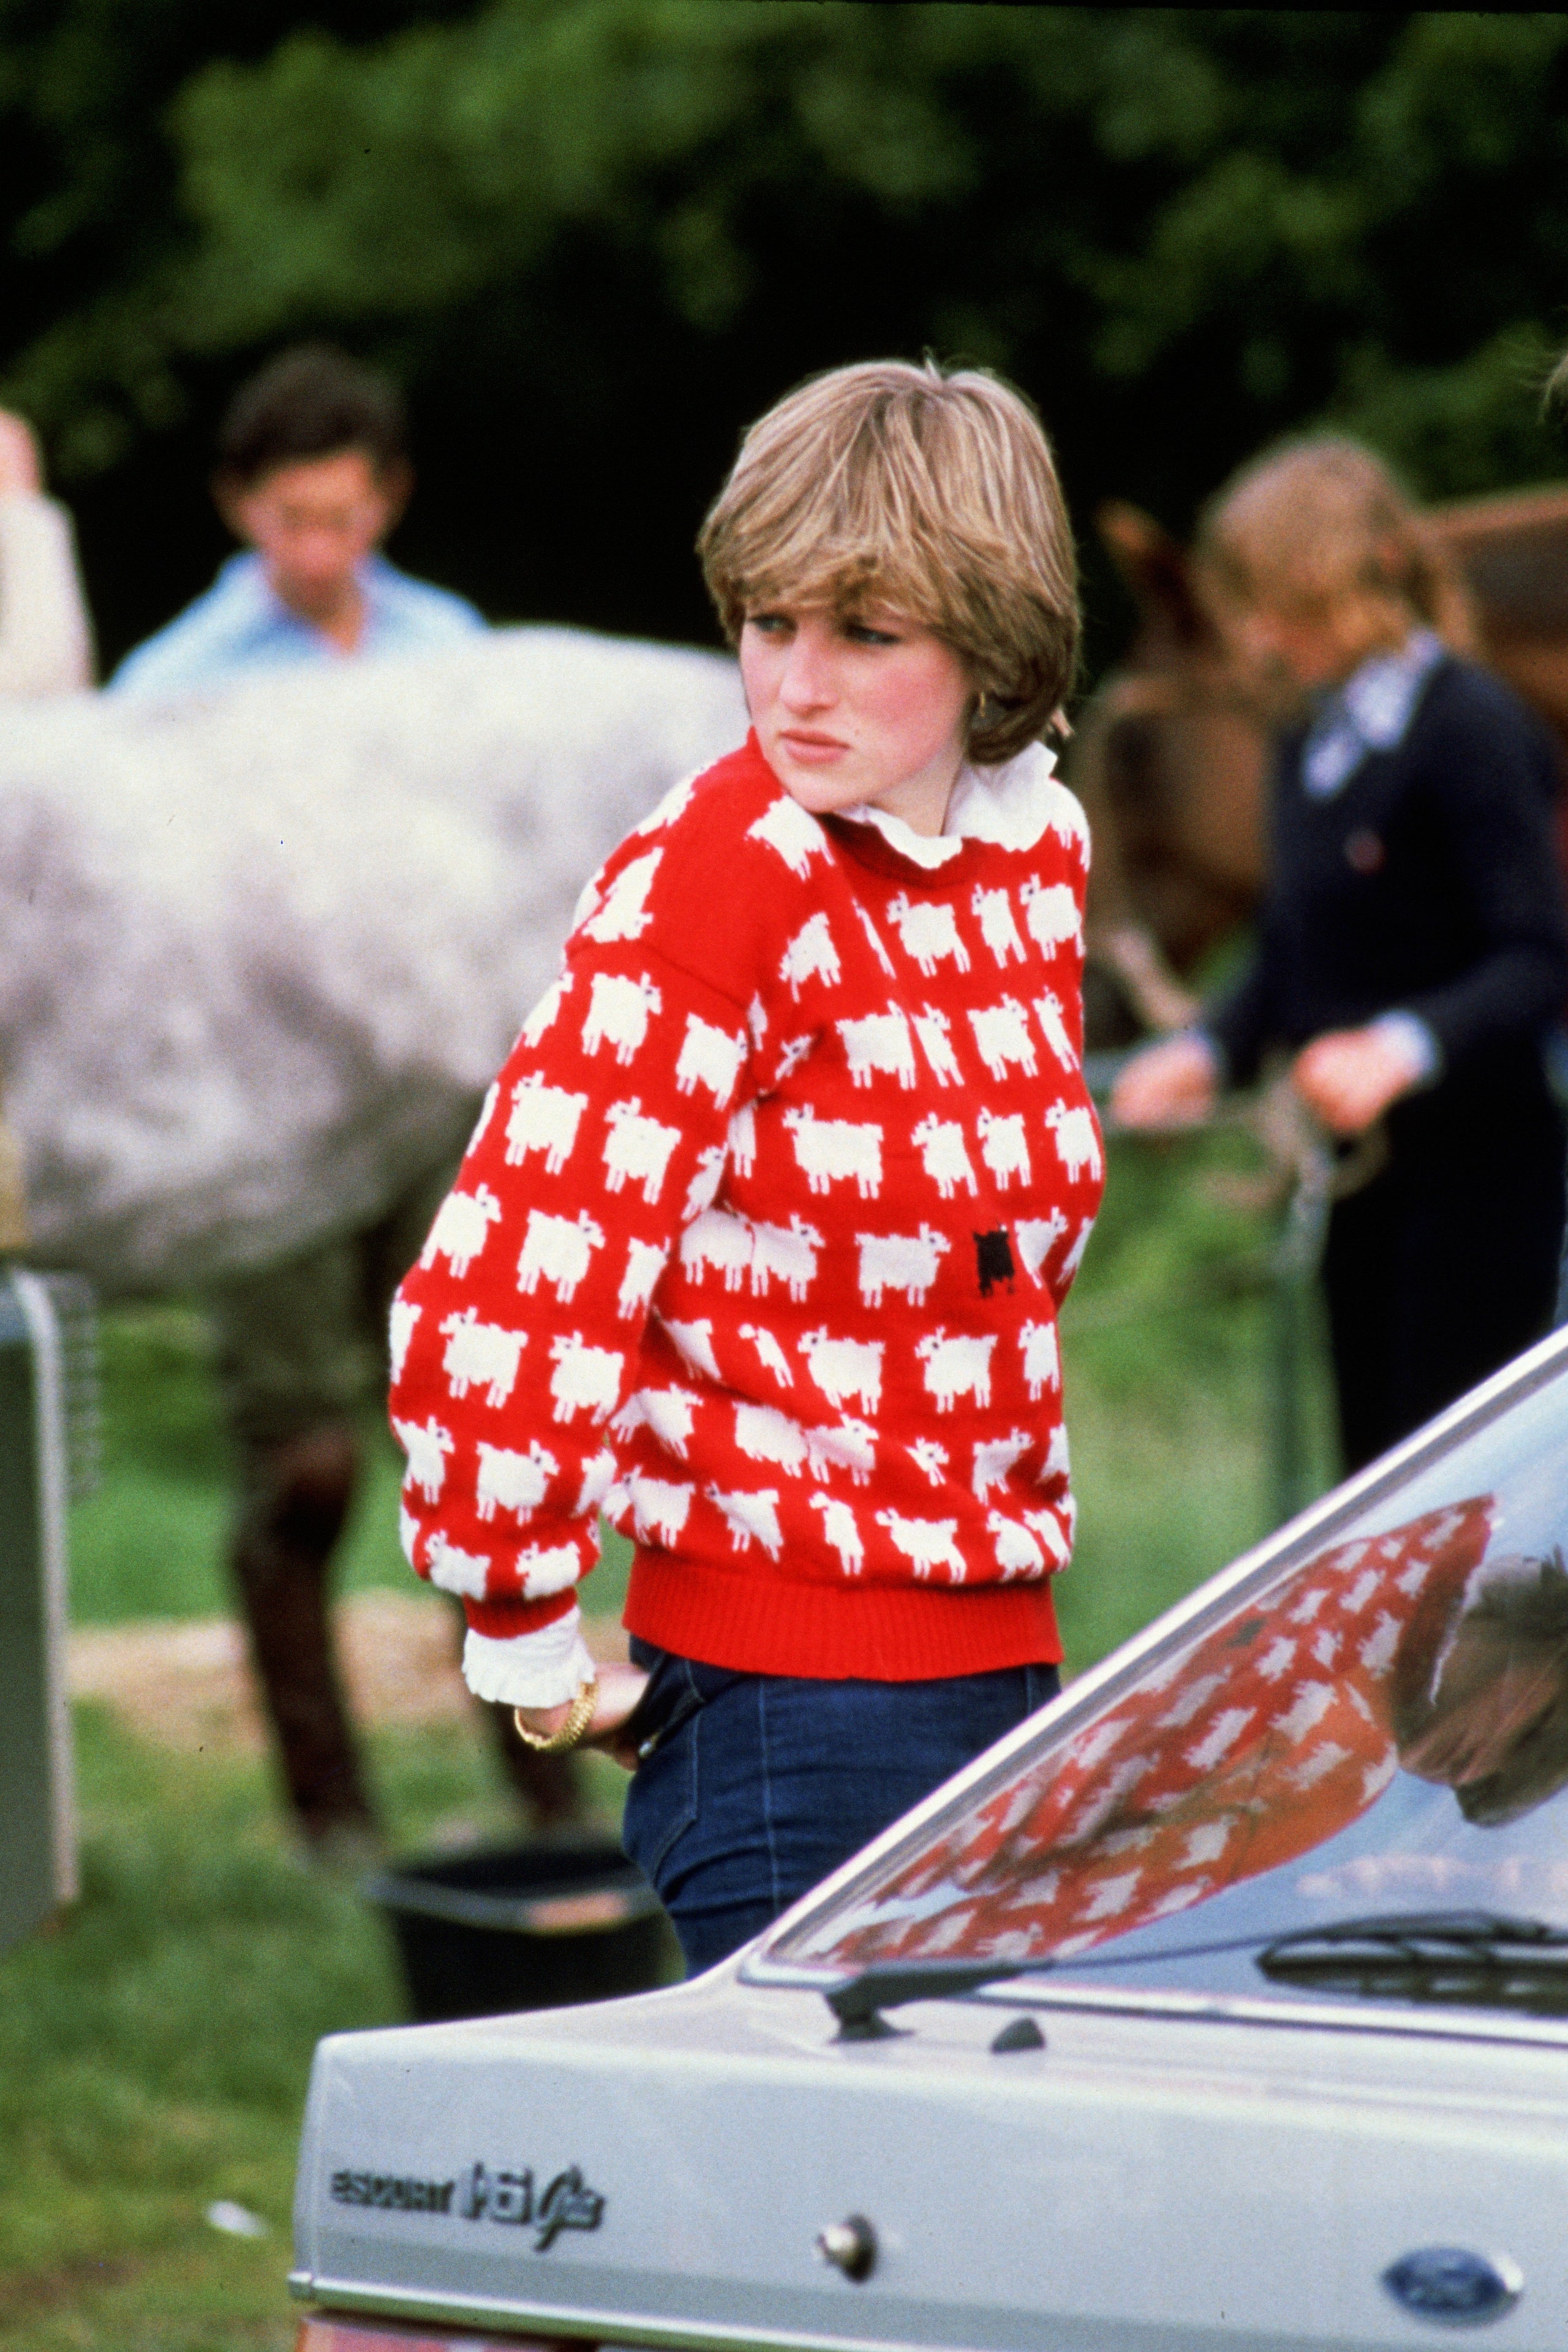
[
  {"x1": 1291, "y1": 1024, "x2": 1423, "y2": 1137},
  {"x1": 1110, "y1": 1031, "x2": 1218, "y2": 1129},
  {"x1": 513, "y1": 1660, "x2": 651, "y2": 1772},
  {"x1": 0, "y1": 410, "x2": 43, "y2": 499}
]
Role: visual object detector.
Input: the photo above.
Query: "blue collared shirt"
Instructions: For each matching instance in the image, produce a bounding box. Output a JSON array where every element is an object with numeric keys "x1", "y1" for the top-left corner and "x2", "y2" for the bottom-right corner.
[
  {"x1": 107, "y1": 550, "x2": 486, "y2": 699},
  {"x1": 1300, "y1": 627, "x2": 1446, "y2": 799}
]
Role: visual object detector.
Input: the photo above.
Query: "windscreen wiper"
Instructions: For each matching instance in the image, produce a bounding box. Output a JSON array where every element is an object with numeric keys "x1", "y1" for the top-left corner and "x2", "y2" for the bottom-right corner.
[
  {"x1": 825, "y1": 1959, "x2": 1044, "y2": 2038},
  {"x1": 1257, "y1": 1909, "x2": 1568, "y2": 2011}
]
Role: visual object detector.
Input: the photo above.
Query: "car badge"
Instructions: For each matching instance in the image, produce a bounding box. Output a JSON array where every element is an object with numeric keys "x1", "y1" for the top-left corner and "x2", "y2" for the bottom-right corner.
[{"x1": 1382, "y1": 2247, "x2": 1523, "y2": 2325}]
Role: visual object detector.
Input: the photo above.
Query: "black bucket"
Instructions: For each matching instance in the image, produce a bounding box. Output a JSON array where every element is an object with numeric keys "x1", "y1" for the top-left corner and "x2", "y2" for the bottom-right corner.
[{"x1": 368, "y1": 1840, "x2": 673, "y2": 2022}]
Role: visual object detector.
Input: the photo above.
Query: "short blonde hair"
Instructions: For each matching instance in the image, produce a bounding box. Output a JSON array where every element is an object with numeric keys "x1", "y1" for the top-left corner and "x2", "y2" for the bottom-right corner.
[
  {"x1": 1196, "y1": 435, "x2": 1468, "y2": 665},
  {"x1": 698, "y1": 358, "x2": 1079, "y2": 765}
]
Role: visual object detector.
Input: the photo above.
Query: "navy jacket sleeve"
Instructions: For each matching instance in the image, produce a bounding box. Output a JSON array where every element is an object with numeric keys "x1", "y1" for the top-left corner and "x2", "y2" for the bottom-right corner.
[{"x1": 1202, "y1": 662, "x2": 1568, "y2": 1086}]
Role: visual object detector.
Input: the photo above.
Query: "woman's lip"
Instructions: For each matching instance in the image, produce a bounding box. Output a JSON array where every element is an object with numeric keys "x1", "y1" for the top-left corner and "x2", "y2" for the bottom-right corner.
[{"x1": 778, "y1": 729, "x2": 850, "y2": 761}]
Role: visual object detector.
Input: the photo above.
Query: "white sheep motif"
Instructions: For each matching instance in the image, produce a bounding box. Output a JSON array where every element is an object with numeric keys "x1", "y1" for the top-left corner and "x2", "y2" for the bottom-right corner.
[
  {"x1": 734, "y1": 1401, "x2": 810, "y2": 1477},
  {"x1": 516, "y1": 1207, "x2": 606, "y2": 1305},
  {"x1": 388, "y1": 1298, "x2": 421, "y2": 1382},
  {"x1": 679, "y1": 1208, "x2": 753, "y2": 1292},
  {"x1": 617, "y1": 1236, "x2": 667, "y2": 1319},
  {"x1": 675, "y1": 1012, "x2": 746, "y2": 1104},
  {"x1": 581, "y1": 847, "x2": 663, "y2": 943},
  {"x1": 1019, "y1": 875, "x2": 1082, "y2": 955},
  {"x1": 748, "y1": 1214, "x2": 824, "y2": 1300},
  {"x1": 1032, "y1": 989, "x2": 1077, "y2": 1068},
  {"x1": 886, "y1": 892, "x2": 971, "y2": 976},
  {"x1": 837, "y1": 1005, "x2": 918, "y2": 1090},
  {"x1": 727, "y1": 1101, "x2": 758, "y2": 1177},
  {"x1": 747, "y1": 795, "x2": 827, "y2": 877},
  {"x1": 971, "y1": 884, "x2": 1027, "y2": 967},
  {"x1": 875, "y1": 1509, "x2": 967, "y2": 1581},
  {"x1": 908, "y1": 1436, "x2": 949, "y2": 1488},
  {"x1": 987, "y1": 1510, "x2": 1046, "y2": 1580},
  {"x1": 975, "y1": 1108, "x2": 1031, "y2": 1189},
  {"x1": 1046, "y1": 1101, "x2": 1103, "y2": 1183},
  {"x1": 419, "y1": 1184, "x2": 502, "y2": 1278},
  {"x1": 810, "y1": 1491, "x2": 865, "y2": 1574},
  {"x1": 609, "y1": 1382, "x2": 701, "y2": 1460},
  {"x1": 575, "y1": 1448, "x2": 618, "y2": 1514},
  {"x1": 911, "y1": 1114, "x2": 977, "y2": 1200},
  {"x1": 856, "y1": 904, "x2": 897, "y2": 976},
  {"x1": 547, "y1": 1333, "x2": 624, "y2": 1423},
  {"x1": 426, "y1": 1531, "x2": 491, "y2": 1599},
  {"x1": 1023, "y1": 1505, "x2": 1072, "y2": 1567},
  {"x1": 739, "y1": 1323, "x2": 794, "y2": 1387},
  {"x1": 706, "y1": 1482, "x2": 785, "y2": 1559},
  {"x1": 968, "y1": 997, "x2": 1038, "y2": 1082},
  {"x1": 580, "y1": 970, "x2": 663, "y2": 1065},
  {"x1": 854, "y1": 1225, "x2": 951, "y2": 1308},
  {"x1": 799, "y1": 1329, "x2": 884, "y2": 1414},
  {"x1": 504, "y1": 1073, "x2": 589, "y2": 1173},
  {"x1": 628, "y1": 1472, "x2": 693, "y2": 1546},
  {"x1": 393, "y1": 1414, "x2": 454, "y2": 1501},
  {"x1": 803, "y1": 1417, "x2": 876, "y2": 1485},
  {"x1": 440, "y1": 1307, "x2": 529, "y2": 1405},
  {"x1": 682, "y1": 1145, "x2": 725, "y2": 1223},
  {"x1": 659, "y1": 1316, "x2": 722, "y2": 1382},
  {"x1": 972, "y1": 1428, "x2": 1033, "y2": 1502},
  {"x1": 778, "y1": 910, "x2": 841, "y2": 998},
  {"x1": 475, "y1": 1437, "x2": 559, "y2": 1523},
  {"x1": 912, "y1": 1005, "x2": 962, "y2": 1087},
  {"x1": 914, "y1": 1328, "x2": 996, "y2": 1412},
  {"x1": 601, "y1": 1098, "x2": 682, "y2": 1204},
  {"x1": 1015, "y1": 1210, "x2": 1068, "y2": 1284},
  {"x1": 783, "y1": 1108, "x2": 883, "y2": 1200},
  {"x1": 518, "y1": 1540, "x2": 584, "y2": 1598},
  {"x1": 519, "y1": 974, "x2": 573, "y2": 1049},
  {"x1": 1019, "y1": 1319, "x2": 1061, "y2": 1400}
]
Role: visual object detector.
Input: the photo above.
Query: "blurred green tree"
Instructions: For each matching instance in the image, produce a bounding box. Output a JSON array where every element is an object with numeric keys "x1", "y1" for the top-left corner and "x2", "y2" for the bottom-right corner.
[{"x1": 3, "y1": 4, "x2": 1566, "y2": 665}]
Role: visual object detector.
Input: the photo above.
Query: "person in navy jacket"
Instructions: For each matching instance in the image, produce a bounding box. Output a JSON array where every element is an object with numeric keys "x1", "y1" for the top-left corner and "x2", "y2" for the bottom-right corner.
[{"x1": 1115, "y1": 437, "x2": 1568, "y2": 1474}]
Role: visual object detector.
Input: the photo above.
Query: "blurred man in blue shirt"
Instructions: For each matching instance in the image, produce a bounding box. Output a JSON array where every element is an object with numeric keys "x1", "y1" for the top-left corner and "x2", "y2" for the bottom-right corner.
[
  {"x1": 110, "y1": 344, "x2": 483, "y2": 697},
  {"x1": 101, "y1": 349, "x2": 571, "y2": 1865}
]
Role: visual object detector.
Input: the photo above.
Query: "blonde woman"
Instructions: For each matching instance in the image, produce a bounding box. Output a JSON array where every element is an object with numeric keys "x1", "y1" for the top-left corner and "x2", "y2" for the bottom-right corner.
[
  {"x1": 1115, "y1": 437, "x2": 1568, "y2": 1472},
  {"x1": 390, "y1": 359, "x2": 1102, "y2": 1970}
]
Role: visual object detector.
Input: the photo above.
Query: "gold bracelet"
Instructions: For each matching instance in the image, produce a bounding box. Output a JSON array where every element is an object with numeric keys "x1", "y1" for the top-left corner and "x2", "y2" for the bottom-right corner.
[{"x1": 513, "y1": 1679, "x2": 598, "y2": 1754}]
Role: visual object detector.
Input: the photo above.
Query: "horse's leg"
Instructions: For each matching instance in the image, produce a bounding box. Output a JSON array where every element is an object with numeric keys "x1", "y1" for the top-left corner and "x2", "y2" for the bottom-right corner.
[
  {"x1": 230, "y1": 1418, "x2": 379, "y2": 1845},
  {"x1": 205, "y1": 1242, "x2": 380, "y2": 1852}
]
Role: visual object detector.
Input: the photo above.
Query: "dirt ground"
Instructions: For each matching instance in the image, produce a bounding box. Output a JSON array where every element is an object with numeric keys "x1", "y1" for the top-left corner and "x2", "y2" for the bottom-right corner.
[{"x1": 69, "y1": 1593, "x2": 631, "y2": 1755}]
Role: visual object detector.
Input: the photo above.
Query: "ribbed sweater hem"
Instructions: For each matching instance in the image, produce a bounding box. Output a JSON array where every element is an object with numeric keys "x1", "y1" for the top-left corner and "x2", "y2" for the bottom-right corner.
[{"x1": 623, "y1": 1550, "x2": 1062, "y2": 1680}]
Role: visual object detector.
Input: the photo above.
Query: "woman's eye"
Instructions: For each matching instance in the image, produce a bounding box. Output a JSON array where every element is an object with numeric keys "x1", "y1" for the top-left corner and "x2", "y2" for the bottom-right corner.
[
  {"x1": 747, "y1": 612, "x2": 791, "y2": 638},
  {"x1": 845, "y1": 621, "x2": 899, "y2": 646}
]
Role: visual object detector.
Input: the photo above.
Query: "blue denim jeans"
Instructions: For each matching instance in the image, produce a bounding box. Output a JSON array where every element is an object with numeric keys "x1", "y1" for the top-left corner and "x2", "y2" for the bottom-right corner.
[{"x1": 620, "y1": 1640, "x2": 1060, "y2": 1975}]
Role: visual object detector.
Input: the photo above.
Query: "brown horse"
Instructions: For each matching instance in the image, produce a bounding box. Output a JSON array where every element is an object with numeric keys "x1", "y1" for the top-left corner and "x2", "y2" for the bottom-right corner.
[{"x1": 1072, "y1": 480, "x2": 1568, "y2": 1044}]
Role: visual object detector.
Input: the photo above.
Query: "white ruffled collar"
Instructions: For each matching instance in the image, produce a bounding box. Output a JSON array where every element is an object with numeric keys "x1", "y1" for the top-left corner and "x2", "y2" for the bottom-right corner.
[{"x1": 836, "y1": 739, "x2": 1063, "y2": 869}]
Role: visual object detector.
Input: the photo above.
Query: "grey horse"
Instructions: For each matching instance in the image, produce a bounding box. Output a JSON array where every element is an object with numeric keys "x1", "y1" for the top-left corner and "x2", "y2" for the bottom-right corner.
[{"x1": 7, "y1": 628, "x2": 746, "y2": 1847}]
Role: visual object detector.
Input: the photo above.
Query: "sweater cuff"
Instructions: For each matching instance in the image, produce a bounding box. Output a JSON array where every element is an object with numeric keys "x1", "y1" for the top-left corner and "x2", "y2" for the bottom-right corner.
[
  {"x1": 461, "y1": 1610, "x2": 597, "y2": 1708},
  {"x1": 1370, "y1": 1010, "x2": 1442, "y2": 1091}
]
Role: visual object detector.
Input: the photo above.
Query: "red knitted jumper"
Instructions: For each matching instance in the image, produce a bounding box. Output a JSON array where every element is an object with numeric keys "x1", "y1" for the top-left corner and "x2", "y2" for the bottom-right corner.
[{"x1": 389, "y1": 732, "x2": 1104, "y2": 1708}]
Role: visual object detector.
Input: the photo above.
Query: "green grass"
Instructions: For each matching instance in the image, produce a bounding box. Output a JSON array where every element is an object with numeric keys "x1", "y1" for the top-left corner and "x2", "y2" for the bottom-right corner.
[{"x1": 3, "y1": 1129, "x2": 1336, "y2": 2346}]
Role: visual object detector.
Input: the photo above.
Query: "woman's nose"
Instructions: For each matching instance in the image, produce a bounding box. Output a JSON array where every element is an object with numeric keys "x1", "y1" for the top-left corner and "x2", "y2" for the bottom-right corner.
[{"x1": 778, "y1": 629, "x2": 834, "y2": 708}]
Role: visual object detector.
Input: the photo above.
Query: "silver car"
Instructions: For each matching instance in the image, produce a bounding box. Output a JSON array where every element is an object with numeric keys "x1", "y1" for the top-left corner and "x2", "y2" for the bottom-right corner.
[{"x1": 291, "y1": 1324, "x2": 1568, "y2": 2352}]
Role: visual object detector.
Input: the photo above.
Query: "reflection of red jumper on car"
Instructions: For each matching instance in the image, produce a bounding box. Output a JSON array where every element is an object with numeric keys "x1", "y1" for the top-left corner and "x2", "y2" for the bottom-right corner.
[
  {"x1": 854, "y1": 1493, "x2": 1493, "y2": 1966},
  {"x1": 390, "y1": 734, "x2": 1104, "y2": 1708}
]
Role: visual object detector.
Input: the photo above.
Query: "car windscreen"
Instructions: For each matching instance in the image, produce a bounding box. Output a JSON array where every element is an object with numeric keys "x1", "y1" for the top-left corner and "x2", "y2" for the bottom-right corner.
[{"x1": 754, "y1": 1330, "x2": 1568, "y2": 1999}]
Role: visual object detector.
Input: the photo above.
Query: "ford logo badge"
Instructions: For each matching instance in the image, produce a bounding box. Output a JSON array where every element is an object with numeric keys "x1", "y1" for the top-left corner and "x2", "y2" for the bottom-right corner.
[{"x1": 1382, "y1": 2248, "x2": 1523, "y2": 2325}]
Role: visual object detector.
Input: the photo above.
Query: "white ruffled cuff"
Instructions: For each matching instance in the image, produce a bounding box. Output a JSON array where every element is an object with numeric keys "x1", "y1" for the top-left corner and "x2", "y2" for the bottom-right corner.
[{"x1": 462, "y1": 1611, "x2": 597, "y2": 1709}]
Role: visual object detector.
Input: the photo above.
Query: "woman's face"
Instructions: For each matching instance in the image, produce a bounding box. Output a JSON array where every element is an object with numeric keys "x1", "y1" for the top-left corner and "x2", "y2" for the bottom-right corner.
[{"x1": 739, "y1": 602, "x2": 973, "y2": 839}]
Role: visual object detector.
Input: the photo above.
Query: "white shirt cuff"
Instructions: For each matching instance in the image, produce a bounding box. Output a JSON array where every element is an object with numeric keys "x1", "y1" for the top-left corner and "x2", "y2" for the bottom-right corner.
[
  {"x1": 462, "y1": 1611, "x2": 597, "y2": 1709},
  {"x1": 1371, "y1": 1010, "x2": 1442, "y2": 1090}
]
